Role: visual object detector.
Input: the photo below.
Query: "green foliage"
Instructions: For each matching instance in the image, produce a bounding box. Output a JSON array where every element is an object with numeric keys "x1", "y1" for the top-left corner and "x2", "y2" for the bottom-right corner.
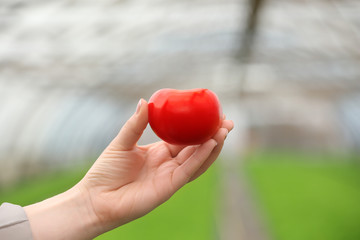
[
  {"x1": 0, "y1": 164, "x2": 219, "y2": 240},
  {"x1": 244, "y1": 151, "x2": 360, "y2": 240}
]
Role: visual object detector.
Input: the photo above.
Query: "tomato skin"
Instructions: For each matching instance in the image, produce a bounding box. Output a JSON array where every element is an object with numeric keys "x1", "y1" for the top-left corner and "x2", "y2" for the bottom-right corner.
[{"x1": 148, "y1": 88, "x2": 222, "y2": 145}]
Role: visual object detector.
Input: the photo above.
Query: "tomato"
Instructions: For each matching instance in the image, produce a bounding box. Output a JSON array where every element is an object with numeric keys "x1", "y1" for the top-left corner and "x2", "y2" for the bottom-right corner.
[{"x1": 148, "y1": 88, "x2": 222, "y2": 145}]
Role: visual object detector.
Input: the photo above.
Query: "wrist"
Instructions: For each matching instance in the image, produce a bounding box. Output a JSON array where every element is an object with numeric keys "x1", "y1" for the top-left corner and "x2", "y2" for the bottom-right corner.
[{"x1": 24, "y1": 184, "x2": 101, "y2": 240}]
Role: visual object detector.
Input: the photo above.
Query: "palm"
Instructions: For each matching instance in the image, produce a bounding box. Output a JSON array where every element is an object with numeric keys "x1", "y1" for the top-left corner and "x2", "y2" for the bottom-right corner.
[{"x1": 84, "y1": 141, "x2": 196, "y2": 225}]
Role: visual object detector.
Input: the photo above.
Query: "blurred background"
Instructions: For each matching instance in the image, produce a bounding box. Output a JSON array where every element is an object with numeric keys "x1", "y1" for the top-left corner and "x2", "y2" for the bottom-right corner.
[{"x1": 0, "y1": 0, "x2": 360, "y2": 239}]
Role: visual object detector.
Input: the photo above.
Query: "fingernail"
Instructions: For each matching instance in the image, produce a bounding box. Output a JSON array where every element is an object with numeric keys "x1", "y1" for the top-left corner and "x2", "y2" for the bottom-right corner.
[
  {"x1": 136, "y1": 99, "x2": 142, "y2": 114},
  {"x1": 225, "y1": 131, "x2": 228, "y2": 140}
]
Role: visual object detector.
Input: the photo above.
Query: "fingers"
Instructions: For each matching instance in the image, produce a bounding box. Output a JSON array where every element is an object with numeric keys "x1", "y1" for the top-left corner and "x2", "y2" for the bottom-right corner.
[
  {"x1": 170, "y1": 123, "x2": 230, "y2": 164},
  {"x1": 166, "y1": 116, "x2": 234, "y2": 189},
  {"x1": 189, "y1": 127, "x2": 228, "y2": 181},
  {"x1": 175, "y1": 145, "x2": 197, "y2": 165},
  {"x1": 109, "y1": 99, "x2": 148, "y2": 151},
  {"x1": 172, "y1": 139, "x2": 217, "y2": 189},
  {"x1": 167, "y1": 144, "x2": 187, "y2": 158},
  {"x1": 167, "y1": 119, "x2": 233, "y2": 158},
  {"x1": 222, "y1": 119, "x2": 234, "y2": 132}
]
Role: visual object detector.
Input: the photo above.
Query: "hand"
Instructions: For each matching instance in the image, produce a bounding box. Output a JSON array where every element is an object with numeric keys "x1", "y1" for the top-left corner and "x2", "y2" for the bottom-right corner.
[{"x1": 25, "y1": 99, "x2": 234, "y2": 240}]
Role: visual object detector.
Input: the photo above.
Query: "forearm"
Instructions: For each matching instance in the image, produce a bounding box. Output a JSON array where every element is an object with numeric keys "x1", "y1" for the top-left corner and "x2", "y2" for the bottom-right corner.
[{"x1": 24, "y1": 185, "x2": 101, "y2": 240}]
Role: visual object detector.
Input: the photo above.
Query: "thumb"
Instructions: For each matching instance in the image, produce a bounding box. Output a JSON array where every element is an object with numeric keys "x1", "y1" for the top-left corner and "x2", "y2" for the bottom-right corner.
[{"x1": 109, "y1": 99, "x2": 148, "y2": 151}]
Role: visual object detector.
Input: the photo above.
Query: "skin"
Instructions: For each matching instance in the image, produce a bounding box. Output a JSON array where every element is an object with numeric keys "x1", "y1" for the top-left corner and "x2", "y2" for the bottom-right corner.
[{"x1": 24, "y1": 99, "x2": 234, "y2": 240}]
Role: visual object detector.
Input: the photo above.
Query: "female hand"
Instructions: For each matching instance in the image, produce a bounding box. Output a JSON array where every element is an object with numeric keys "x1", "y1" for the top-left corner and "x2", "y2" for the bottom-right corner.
[{"x1": 25, "y1": 99, "x2": 234, "y2": 240}]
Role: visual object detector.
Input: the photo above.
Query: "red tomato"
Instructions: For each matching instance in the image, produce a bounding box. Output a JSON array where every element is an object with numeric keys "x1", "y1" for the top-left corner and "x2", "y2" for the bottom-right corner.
[{"x1": 148, "y1": 88, "x2": 222, "y2": 145}]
